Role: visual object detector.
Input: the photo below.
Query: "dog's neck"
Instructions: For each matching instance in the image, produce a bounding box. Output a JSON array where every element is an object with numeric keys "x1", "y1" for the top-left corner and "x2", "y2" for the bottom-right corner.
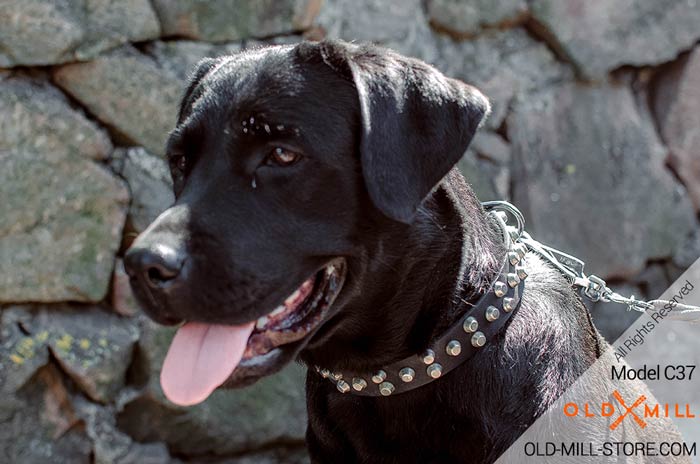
[{"x1": 302, "y1": 169, "x2": 505, "y2": 372}]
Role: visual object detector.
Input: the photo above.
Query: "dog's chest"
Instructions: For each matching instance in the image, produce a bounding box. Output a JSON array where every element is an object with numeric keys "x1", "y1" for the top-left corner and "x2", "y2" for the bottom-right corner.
[{"x1": 309, "y1": 380, "x2": 492, "y2": 463}]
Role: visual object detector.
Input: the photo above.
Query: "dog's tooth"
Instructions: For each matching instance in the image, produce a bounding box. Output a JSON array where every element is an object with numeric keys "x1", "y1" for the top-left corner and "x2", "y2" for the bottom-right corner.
[
  {"x1": 285, "y1": 289, "x2": 301, "y2": 306},
  {"x1": 270, "y1": 305, "x2": 286, "y2": 317},
  {"x1": 256, "y1": 316, "x2": 269, "y2": 330}
]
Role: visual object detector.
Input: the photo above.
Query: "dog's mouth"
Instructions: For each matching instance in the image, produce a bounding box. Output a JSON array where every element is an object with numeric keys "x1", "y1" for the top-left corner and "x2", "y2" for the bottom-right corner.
[{"x1": 159, "y1": 258, "x2": 346, "y2": 406}]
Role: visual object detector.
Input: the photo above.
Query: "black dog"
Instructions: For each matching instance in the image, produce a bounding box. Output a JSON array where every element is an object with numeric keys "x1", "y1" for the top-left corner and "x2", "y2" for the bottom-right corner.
[{"x1": 124, "y1": 40, "x2": 680, "y2": 463}]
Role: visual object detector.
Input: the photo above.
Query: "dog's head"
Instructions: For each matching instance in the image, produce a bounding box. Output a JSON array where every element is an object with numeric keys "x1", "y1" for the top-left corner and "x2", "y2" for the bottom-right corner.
[{"x1": 124, "y1": 40, "x2": 489, "y2": 405}]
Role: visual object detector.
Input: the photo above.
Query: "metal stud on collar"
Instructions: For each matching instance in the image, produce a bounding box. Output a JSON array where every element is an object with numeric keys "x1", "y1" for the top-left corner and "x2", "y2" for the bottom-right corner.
[
  {"x1": 427, "y1": 363, "x2": 443, "y2": 378},
  {"x1": 352, "y1": 377, "x2": 367, "y2": 391},
  {"x1": 508, "y1": 251, "x2": 520, "y2": 265},
  {"x1": 337, "y1": 379, "x2": 351, "y2": 393},
  {"x1": 503, "y1": 297, "x2": 517, "y2": 312},
  {"x1": 446, "y1": 340, "x2": 462, "y2": 356},
  {"x1": 485, "y1": 305, "x2": 500, "y2": 322},
  {"x1": 379, "y1": 382, "x2": 395, "y2": 396},
  {"x1": 399, "y1": 367, "x2": 415, "y2": 382},
  {"x1": 516, "y1": 265, "x2": 528, "y2": 280},
  {"x1": 471, "y1": 331, "x2": 486, "y2": 347},
  {"x1": 462, "y1": 316, "x2": 478, "y2": 333},
  {"x1": 507, "y1": 273, "x2": 520, "y2": 288},
  {"x1": 493, "y1": 281, "x2": 507, "y2": 297},
  {"x1": 372, "y1": 370, "x2": 387, "y2": 384}
]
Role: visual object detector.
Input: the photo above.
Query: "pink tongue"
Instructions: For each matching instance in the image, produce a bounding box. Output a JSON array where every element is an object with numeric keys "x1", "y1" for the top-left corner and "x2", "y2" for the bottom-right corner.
[{"x1": 160, "y1": 321, "x2": 255, "y2": 406}]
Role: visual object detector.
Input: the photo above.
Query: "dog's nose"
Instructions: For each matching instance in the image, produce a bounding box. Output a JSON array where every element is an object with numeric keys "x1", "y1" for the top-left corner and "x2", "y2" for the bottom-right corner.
[{"x1": 124, "y1": 244, "x2": 184, "y2": 289}]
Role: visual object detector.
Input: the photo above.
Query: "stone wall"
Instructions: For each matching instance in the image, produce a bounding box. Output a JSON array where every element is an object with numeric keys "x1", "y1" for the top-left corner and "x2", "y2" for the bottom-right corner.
[{"x1": 1, "y1": 1, "x2": 699, "y2": 463}]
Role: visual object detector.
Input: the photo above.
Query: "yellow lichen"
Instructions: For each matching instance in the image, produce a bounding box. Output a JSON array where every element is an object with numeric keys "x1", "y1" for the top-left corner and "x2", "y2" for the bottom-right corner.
[
  {"x1": 55, "y1": 334, "x2": 73, "y2": 351},
  {"x1": 10, "y1": 353, "x2": 25, "y2": 365},
  {"x1": 79, "y1": 338, "x2": 91, "y2": 350},
  {"x1": 16, "y1": 337, "x2": 36, "y2": 358},
  {"x1": 35, "y1": 331, "x2": 49, "y2": 343}
]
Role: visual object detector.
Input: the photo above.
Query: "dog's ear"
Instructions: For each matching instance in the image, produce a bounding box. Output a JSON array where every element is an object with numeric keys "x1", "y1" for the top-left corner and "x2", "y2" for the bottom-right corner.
[
  {"x1": 177, "y1": 57, "x2": 222, "y2": 123},
  {"x1": 308, "y1": 40, "x2": 490, "y2": 223}
]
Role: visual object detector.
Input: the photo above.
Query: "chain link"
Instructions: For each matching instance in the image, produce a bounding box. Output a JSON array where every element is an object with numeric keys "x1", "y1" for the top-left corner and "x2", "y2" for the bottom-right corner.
[{"x1": 483, "y1": 201, "x2": 656, "y2": 313}]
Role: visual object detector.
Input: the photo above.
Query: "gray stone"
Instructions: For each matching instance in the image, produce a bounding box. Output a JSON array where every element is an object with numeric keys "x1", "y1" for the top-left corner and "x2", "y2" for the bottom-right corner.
[
  {"x1": 152, "y1": 0, "x2": 321, "y2": 42},
  {"x1": 426, "y1": 0, "x2": 527, "y2": 37},
  {"x1": 0, "y1": 0, "x2": 160, "y2": 67},
  {"x1": 530, "y1": 0, "x2": 700, "y2": 79},
  {"x1": 143, "y1": 37, "x2": 297, "y2": 84},
  {"x1": 115, "y1": 443, "x2": 177, "y2": 464},
  {"x1": 457, "y1": 153, "x2": 508, "y2": 201},
  {"x1": 392, "y1": 28, "x2": 573, "y2": 130},
  {"x1": 244, "y1": 34, "x2": 306, "y2": 49},
  {"x1": 2, "y1": 305, "x2": 139, "y2": 403},
  {"x1": 0, "y1": 307, "x2": 49, "y2": 394},
  {"x1": 73, "y1": 396, "x2": 176, "y2": 464},
  {"x1": 436, "y1": 29, "x2": 573, "y2": 129},
  {"x1": 117, "y1": 318, "x2": 308, "y2": 455},
  {"x1": 0, "y1": 78, "x2": 112, "y2": 161},
  {"x1": 143, "y1": 41, "x2": 244, "y2": 81},
  {"x1": 0, "y1": 363, "x2": 92, "y2": 464},
  {"x1": 317, "y1": 0, "x2": 425, "y2": 44},
  {"x1": 111, "y1": 258, "x2": 139, "y2": 317},
  {"x1": 508, "y1": 82, "x2": 697, "y2": 278},
  {"x1": 111, "y1": 147, "x2": 174, "y2": 233},
  {"x1": 191, "y1": 447, "x2": 309, "y2": 464},
  {"x1": 673, "y1": 228, "x2": 700, "y2": 270},
  {"x1": 587, "y1": 283, "x2": 645, "y2": 342},
  {"x1": 0, "y1": 78, "x2": 128, "y2": 303},
  {"x1": 634, "y1": 263, "x2": 672, "y2": 300},
  {"x1": 653, "y1": 46, "x2": 700, "y2": 213},
  {"x1": 460, "y1": 132, "x2": 512, "y2": 201},
  {"x1": 471, "y1": 131, "x2": 511, "y2": 165},
  {"x1": 1, "y1": 311, "x2": 145, "y2": 462},
  {"x1": 52, "y1": 47, "x2": 183, "y2": 157},
  {"x1": 663, "y1": 261, "x2": 689, "y2": 291},
  {"x1": 44, "y1": 308, "x2": 139, "y2": 403}
]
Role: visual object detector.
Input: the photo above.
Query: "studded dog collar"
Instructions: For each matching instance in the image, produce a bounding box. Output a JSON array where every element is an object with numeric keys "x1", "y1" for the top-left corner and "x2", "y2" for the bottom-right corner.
[{"x1": 314, "y1": 202, "x2": 528, "y2": 397}]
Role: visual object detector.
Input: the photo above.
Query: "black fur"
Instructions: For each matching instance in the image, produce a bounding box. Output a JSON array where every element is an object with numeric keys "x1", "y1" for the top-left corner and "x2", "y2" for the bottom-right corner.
[{"x1": 123, "y1": 40, "x2": 666, "y2": 463}]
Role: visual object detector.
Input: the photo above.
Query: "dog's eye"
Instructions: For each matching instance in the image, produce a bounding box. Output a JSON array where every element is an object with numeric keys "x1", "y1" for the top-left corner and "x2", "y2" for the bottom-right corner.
[{"x1": 267, "y1": 147, "x2": 301, "y2": 166}]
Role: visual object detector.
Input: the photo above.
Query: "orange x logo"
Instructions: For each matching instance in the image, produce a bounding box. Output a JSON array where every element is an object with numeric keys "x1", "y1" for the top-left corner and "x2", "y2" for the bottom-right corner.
[{"x1": 610, "y1": 390, "x2": 647, "y2": 430}]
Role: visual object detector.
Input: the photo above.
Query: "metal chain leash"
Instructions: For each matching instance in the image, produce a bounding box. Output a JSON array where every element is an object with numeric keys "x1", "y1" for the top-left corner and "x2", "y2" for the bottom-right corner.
[{"x1": 481, "y1": 201, "x2": 700, "y2": 322}]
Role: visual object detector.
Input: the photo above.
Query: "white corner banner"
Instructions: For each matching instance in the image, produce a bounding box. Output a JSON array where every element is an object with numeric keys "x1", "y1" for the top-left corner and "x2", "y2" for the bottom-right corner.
[{"x1": 496, "y1": 259, "x2": 700, "y2": 463}]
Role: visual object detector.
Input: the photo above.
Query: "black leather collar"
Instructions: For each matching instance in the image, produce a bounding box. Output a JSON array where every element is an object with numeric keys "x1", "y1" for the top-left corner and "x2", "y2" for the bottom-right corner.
[{"x1": 313, "y1": 207, "x2": 528, "y2": 396}]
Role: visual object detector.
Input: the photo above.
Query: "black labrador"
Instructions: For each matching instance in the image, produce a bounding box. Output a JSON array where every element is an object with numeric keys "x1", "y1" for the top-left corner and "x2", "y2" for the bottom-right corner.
[{"x1": 124, "y1": 40, "x2": 676, "y2": 463}]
